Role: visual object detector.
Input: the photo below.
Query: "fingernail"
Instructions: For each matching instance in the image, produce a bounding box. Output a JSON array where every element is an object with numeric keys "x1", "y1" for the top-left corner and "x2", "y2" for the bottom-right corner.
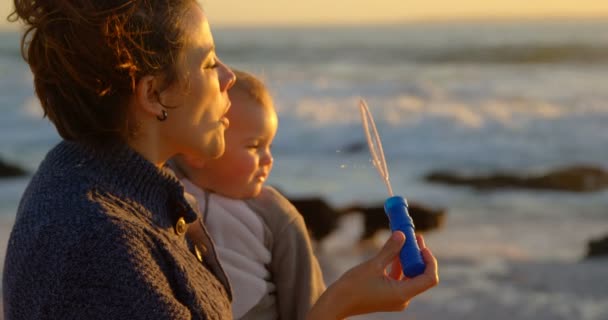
[{"x1": 392, "y1": 232, "x2": 403, "y2": 241}]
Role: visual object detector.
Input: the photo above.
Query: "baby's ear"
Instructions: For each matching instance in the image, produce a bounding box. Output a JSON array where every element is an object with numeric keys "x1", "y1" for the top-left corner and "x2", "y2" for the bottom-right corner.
[{"x1": 183, "y1": 155, "x2": 206, "y2": 169}]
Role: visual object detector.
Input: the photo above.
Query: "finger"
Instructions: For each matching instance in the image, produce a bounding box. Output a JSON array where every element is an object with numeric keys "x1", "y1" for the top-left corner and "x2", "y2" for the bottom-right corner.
[
  {"x1": 399, "y1": 247, "x2": 439, "y2": 298},
  {"x1": 421, "y1": 247, "x2": 438, "y2": 278},
  {"x1": 388, "y1": 257, "x2": 402, "y2": 280},
  {"x1": 416, "y1": 234, "x2": 426, "y2": 250},
  {"x1": 374, "y1": 231, "x2": 405, "y2": 269}
]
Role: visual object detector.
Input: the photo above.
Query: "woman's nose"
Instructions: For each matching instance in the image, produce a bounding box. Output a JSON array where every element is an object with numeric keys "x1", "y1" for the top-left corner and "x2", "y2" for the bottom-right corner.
[{"x1": 218, "y1": 61, "x2": 236, "y2": 92}]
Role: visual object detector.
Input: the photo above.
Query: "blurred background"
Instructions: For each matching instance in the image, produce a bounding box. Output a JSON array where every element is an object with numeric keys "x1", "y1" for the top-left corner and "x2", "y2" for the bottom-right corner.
[{"x1": 1, "y1": 1, "x2": 608, "y2": 319}]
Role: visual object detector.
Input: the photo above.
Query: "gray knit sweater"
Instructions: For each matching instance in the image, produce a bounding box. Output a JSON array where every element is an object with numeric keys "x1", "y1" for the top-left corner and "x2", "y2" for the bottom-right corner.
[{"x1": 2, "y1": 141, "x2": 233, "y2": 319}]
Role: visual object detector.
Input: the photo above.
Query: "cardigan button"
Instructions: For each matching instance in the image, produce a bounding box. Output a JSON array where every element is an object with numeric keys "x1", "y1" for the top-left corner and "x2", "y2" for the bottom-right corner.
[
  {"x1": 194, "y1": 246, "x2": 204, "y2": 263},
  {"x1": 175, "y1": 217, "x2": 187, "y2": 235}
]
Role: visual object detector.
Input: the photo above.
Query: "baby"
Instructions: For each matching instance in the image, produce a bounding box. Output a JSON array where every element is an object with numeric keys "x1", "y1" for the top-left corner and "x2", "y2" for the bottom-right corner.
[{"x1": 172, "y1": 69, "x2": 325, "y2": 320}]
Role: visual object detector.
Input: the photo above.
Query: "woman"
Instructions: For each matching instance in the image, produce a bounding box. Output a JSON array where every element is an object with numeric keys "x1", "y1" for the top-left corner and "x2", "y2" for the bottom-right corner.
[{"x1": 2, "y1": 1, "x2": 438, "y2": 319}]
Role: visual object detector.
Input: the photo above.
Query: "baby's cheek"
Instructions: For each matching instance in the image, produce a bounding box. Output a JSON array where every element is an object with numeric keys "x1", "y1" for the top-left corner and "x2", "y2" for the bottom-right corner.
[{"x1": 229, "y1": 163, "x2": 254, "y2": 180}]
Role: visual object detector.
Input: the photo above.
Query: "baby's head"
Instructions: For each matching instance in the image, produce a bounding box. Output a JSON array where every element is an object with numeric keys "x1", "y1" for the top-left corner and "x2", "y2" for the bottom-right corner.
[{"x1": 176, "y1": 69, "x2": 278, "y2": 199}]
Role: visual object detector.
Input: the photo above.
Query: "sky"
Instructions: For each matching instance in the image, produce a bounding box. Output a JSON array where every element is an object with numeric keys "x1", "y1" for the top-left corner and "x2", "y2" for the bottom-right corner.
[
  {"x1": 202, "y1": 0, "x2": 608, "y2": 26},
  {"x1": 2, "y1": 1, "x2": 608, "y2": 29}
]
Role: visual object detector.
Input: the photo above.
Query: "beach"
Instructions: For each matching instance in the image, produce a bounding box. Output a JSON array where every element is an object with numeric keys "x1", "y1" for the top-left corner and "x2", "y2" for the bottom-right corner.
[
  {"x1": 318, "y1": 211, "x2": 608, "y2": 320},
  {"x1": 2, "y1": 201, "x2": 607, "y2": 319}
]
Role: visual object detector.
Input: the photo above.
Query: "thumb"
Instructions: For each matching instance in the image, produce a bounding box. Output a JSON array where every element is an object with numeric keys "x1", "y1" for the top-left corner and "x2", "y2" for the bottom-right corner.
[{"x1": 373, "y1": 231, "x2": 406, "y2": 269}]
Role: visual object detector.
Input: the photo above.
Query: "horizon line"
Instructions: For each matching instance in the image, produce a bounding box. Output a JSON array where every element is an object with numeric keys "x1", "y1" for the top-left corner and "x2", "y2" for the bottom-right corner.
[
  {"x1": 2, "y1": 14, "x2": 608, "y2": 31},
  {"x1": 211, "y1": 14, "x2": 608, "y2": 28}
]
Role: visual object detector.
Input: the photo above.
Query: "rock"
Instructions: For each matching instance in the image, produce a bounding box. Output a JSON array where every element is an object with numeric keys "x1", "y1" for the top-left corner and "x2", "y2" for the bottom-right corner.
[
  {"x1": 341, "y1": 202, "x2": 447, "y2": 240},
  {"x1": 283, "y1": 188, "x2": 446, "y2": 243},
  {"x1": 530, "y1": 166, "x2": 608, "y2": 192},
  {"x1": 287, "y1": 197, "x2": 341, "y2": 242},
  {"x1": 425, "y1": 165, "x2": 608, "y2": 192},
  {"x1": 341, "y1": 141, "x2": 367, "y2": 154},
  {"x1": 586, "y1": 235, "x2": 608, "y2": 259},
  {"x1": 0, "y1": 158, "x2": 27, "y2": 178}
]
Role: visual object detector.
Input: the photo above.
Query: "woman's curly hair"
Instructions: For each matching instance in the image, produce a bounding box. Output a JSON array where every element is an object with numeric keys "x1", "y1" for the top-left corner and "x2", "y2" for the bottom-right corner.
[{"x1": 9, "y1": 0, "x2": 195, "y2": 144}]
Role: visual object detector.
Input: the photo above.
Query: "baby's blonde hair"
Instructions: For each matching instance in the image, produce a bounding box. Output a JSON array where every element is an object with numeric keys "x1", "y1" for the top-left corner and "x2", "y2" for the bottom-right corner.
[{"x1": 230, "y1": 69, "x2": 274, "y2": 110}]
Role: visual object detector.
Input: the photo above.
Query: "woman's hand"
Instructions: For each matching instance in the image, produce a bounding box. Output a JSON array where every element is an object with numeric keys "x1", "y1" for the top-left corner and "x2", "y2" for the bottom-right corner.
[{"x1": 308, "y1": 232, "x2": 439, "y2": 320}]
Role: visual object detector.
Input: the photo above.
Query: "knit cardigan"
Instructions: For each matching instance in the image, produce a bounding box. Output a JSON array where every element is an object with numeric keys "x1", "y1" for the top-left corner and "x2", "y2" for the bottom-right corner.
[{"x1": 2, "y1": 141, "x2": 233, "y2": 319}]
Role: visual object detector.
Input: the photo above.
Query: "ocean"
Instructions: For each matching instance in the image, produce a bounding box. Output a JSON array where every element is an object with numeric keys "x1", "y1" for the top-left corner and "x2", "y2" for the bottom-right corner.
[{"x1": 1, "y1": 19, "x2": 607, "y2": 319}]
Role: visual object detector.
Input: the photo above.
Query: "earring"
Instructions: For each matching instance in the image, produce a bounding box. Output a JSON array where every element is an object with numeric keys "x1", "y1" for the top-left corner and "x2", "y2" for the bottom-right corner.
[{"x1": 157, "y1": 109, "x2": 168, "y2": 121}]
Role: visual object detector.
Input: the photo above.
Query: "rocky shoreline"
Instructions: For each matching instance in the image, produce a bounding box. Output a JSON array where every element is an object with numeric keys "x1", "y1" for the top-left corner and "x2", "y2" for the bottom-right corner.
[
  {"x1": 424, "y1": 165, "x2": 608, "y2": 193},
  {"x1": 0, "y1": 157, "x2": 27, "y2": 178}
]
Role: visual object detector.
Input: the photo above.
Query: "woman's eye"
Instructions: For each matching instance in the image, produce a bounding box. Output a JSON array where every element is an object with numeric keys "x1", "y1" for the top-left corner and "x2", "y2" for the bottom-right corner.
[{"x1": 203, "y1": 60, "x2": 218, "y2": 69}]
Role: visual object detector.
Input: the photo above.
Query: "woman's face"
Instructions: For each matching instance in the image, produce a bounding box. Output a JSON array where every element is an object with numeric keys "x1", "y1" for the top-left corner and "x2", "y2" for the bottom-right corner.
[{"x1": 159, "y1": 4, "x2": 236, "y2": 161}]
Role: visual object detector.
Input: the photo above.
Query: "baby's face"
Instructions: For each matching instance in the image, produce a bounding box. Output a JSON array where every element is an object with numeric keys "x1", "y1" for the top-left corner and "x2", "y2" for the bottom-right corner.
[{"x1": 197, "y1": 91, "x2": 278, "y2": 199}]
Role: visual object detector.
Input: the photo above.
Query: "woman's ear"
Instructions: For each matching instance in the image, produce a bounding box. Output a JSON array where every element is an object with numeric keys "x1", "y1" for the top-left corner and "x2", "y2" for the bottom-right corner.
[{"x1": 134, "y1": 75, "x2": 164, "y2": 118}]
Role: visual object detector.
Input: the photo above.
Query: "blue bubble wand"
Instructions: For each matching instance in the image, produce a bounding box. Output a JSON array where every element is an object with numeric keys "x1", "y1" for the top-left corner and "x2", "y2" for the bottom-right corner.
[{"x1": 359, "y1": 99, "x2": 426, "y2": 278}]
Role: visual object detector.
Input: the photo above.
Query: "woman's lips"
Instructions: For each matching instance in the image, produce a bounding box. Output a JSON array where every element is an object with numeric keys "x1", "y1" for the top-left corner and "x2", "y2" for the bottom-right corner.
[
  {"x1": 220, "y1": 101, "x2": 231, "y2": 127},
  {"x1": 220, "y1": 117, "x2": 230, "y2": 128}
]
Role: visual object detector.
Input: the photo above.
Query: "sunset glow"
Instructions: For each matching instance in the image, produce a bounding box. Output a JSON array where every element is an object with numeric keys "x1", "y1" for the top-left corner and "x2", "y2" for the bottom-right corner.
[
  {"x1": 202, "y1": 0, "x2": 608, "y2": 26},
  {"x1": 2, "y1": 1, "x2": 608, "y2": 29}
]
